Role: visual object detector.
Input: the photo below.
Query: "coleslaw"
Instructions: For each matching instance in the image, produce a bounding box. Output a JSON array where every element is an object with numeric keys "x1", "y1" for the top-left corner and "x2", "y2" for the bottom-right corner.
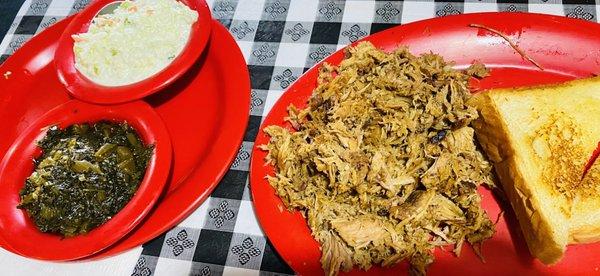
[{"x1": 73, "y1": 0, "x2": 198, "y2": 86}]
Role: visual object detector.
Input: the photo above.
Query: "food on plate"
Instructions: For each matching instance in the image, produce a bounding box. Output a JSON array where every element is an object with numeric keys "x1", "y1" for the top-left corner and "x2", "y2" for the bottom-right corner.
[
  {"x1": 469, "y1": 77, "x2": 600, "y2": 264},
  {"x1": 18, "y1": 121, "x2": 153, "y2": 237},
  {"x1": 72, "y1": 0, "x2": 198, "y2": 86},
  {"x1": 260, "y1": 42, "x2": 496, "y2": 275}
]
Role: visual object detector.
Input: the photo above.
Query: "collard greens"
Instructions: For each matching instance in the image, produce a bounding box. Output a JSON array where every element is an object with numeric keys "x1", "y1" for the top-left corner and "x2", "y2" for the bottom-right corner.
[{"x1": 19, "y1": 122, "x2": 153, "y2": 237}]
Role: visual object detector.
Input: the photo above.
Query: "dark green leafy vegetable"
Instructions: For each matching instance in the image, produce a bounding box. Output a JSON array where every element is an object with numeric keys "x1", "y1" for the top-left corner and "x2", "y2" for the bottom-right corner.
[{"x1": 18, "y1": 121, "x2": 153, "y2": 237}]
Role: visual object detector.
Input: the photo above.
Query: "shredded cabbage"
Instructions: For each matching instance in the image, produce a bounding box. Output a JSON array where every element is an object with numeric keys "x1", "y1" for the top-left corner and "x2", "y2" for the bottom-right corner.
[{"x1": 73, "y1": 0, "x2": 198, "y2": 86}]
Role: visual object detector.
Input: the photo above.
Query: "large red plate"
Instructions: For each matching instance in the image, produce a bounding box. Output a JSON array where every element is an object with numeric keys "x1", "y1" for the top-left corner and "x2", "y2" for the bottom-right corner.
[
  {"x1": 0, "y1": 18, "x2": 250, "y2": 257},
  {"x1": 250, "y1": 13, "x2": 600, "y2": 275}
]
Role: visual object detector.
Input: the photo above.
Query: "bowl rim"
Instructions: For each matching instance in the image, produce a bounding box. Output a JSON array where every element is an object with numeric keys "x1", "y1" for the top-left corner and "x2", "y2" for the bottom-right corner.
[
  {"x1": 54, "y1": 0, "x2": 212, "y2": 104},
  {"x1": 0, "y1": 99, "x2": 172, "y2": 261}
]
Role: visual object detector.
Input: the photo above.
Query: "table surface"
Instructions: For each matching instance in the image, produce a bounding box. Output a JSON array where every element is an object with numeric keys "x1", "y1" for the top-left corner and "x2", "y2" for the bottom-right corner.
[{"x1": 2, "y1": 0, "x2": 600, "y2": 275}]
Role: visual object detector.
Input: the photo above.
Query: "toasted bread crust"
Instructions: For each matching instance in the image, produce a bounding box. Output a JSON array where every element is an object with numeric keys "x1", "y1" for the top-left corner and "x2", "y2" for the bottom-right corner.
[
  {"x1": 570, "y1": 157, "x2": 600, "y2": 243},
  {"x1": 469, "y1": 91, "x2": 565, "y2": 264}
]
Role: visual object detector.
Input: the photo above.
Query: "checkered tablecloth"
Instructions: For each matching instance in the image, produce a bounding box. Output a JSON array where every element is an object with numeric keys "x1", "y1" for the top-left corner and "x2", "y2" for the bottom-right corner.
[{"x1": 1, "y1": 0, "x2": 600, "y2": 275}]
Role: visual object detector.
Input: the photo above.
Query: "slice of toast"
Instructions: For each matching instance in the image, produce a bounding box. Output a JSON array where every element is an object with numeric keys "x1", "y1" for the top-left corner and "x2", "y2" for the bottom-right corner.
[{"x1": 468, "y1": 76, "x2": 600, "y2": 265}]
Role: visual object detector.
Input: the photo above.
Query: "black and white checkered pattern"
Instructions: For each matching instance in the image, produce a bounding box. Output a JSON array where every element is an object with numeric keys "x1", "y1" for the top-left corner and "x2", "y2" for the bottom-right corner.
[{"x1": 1, "y1": 0, "x2": 600, "y2": 275}]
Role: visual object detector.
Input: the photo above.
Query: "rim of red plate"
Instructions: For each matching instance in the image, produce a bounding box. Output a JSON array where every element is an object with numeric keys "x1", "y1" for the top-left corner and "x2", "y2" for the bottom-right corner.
[
  {"x1": 54, "y1": 0, "x2": 212, "y2": 104},
  {"x1": 0, "y1": 100, "x2": 172, "y2": 261}
]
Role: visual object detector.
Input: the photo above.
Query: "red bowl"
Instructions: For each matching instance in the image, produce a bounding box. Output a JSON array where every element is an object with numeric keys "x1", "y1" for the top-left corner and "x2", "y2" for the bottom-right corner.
[
  {"x1": 55, "y1": 0, "x2": 212, "y2": 104},
  {"x1": 0, "y1": 100, "x2": 172, "y2": 261}
]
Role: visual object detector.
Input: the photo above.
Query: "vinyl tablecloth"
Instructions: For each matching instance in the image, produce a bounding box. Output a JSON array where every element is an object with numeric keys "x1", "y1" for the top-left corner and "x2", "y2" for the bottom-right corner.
[{"x1": 1, "y1": 0, "x2": 600, "y2": 275}]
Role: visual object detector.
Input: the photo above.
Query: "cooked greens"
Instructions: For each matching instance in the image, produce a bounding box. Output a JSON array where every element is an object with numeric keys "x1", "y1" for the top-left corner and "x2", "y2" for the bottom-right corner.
[
  {"x1": 261, "y1": 42, "x2": 495, "y2": 275},
  {"x1": 18, "y1": 121, "x2": 153, "y2": 237}
]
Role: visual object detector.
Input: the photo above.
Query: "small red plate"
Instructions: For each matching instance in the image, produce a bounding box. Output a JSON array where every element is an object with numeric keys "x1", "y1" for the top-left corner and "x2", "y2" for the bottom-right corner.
[
  {"x1": 0, "y1": 100, "x2": 172, "y2": 261},
  {"x1": 55, "y1": 0, "x2": 212, "y2": 104},
  {"x1": 250, "y1": 13, "x2": 600, "y2": 275}
]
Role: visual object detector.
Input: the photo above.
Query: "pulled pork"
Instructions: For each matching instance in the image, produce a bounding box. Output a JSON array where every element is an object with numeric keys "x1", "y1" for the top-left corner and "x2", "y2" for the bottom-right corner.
[{"x1": 261, "y1": 42, "x2": 495, "y2": 275}]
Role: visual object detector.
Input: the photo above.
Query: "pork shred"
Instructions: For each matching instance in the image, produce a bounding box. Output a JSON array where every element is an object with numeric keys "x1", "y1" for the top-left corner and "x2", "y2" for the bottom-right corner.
[{"x1": 260, "y1": 42, "x2": 495, "y2": 275}]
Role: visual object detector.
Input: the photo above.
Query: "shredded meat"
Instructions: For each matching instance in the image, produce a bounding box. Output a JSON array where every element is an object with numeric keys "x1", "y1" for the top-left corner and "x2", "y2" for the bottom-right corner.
[{"x1": 261, "y1": 42, "x2": 495, "y2": 275}]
